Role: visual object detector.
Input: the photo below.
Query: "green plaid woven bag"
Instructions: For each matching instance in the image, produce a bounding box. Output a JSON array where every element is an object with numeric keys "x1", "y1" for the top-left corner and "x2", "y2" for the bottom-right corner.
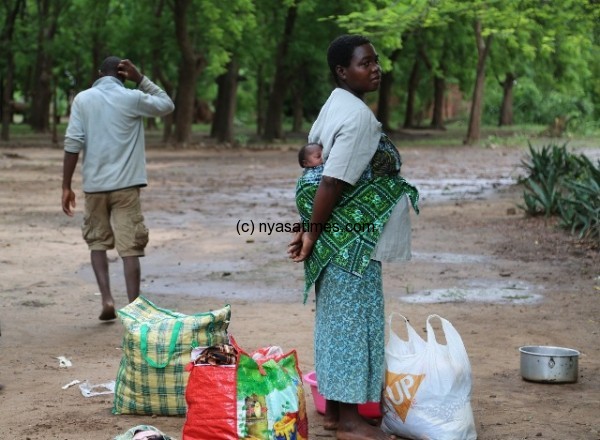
[{"x1": 113, "y1": 296, "x2": 231, "y2": 416}]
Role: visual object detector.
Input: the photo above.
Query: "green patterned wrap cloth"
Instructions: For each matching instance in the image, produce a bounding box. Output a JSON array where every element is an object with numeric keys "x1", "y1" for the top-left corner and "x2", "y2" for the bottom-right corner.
[{"x1": 296, "y1": 134, "x2": 419, "y2": 303}]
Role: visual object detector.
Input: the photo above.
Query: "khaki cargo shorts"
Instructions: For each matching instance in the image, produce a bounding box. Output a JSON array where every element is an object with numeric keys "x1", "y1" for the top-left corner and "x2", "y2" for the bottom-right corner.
[{"x1": 82, "y1": 187, "x2": 149, "y2": 257}]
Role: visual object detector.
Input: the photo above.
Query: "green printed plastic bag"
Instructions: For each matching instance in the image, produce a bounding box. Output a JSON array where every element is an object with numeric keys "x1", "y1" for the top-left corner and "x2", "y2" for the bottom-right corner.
[
  {"x1": 183, "y1": 343, "x2": 309, "y2": 440},
  {"x1": 236, "y1": 350, "x2": 308, "y2": 439}
]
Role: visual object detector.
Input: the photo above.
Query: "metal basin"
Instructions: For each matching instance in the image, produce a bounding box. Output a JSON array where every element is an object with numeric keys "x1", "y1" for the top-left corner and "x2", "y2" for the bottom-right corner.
[{"x1": 519, "y1": 345, "x2": 580, "y2": 383}]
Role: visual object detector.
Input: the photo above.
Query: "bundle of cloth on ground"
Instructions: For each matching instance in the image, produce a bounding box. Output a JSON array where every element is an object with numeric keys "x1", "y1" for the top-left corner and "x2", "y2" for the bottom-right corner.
[{"x1": 113, "y1": 424, "x2": 172, "y2": 440}]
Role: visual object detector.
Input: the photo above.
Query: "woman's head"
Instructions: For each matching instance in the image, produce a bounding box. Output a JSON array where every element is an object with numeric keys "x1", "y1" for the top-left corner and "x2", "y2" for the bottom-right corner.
[{"x1": 327, "y1": 35, "x2": 381, "y2": 98}]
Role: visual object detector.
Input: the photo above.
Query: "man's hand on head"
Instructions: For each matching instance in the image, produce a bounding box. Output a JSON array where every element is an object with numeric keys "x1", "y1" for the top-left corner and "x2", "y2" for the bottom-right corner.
[{"x1": 117, "y1": 59, "x2": 143, "y2": 85}]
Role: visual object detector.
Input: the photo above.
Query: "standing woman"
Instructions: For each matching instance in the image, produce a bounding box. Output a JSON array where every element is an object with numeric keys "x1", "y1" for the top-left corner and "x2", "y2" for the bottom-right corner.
[{"x1": 289, "y1": 35, "x2": 418, "y2": 439}]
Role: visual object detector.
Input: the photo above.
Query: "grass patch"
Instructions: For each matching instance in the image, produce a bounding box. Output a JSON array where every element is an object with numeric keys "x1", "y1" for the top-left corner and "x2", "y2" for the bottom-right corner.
[{"x1": 519, "y1": 142, "x2": 600, "y2": 247}]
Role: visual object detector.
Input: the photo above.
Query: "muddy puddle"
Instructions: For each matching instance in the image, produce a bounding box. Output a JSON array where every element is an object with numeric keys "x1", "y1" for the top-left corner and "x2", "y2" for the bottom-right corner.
[
  {"x1": 412, "y1": 251, "x2": 492, "y2": 264},
  {"x1": 76, "y1": 247, "x2": 304, "y2": 302},
  {"x1": 410, "y1": 177, "x2": 516, "y2": 202},
  {"x1": 75, "y1": 173, "x2": 528, "y2": 304},
  {"x1": 237, "y1": 176, "x2": 518, "y2": 206},
  {"x1": 400, "y1": 279, "x2": 543, "y2": 304},
  {"x1": 405, "y1": 252, "x2": 544, "y2": 304}
]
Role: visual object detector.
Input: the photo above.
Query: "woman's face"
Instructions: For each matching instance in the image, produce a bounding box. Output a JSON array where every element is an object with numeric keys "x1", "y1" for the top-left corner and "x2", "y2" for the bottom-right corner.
[{"x1": 336, "y1": 43, "x2": 381, "y2": 98}]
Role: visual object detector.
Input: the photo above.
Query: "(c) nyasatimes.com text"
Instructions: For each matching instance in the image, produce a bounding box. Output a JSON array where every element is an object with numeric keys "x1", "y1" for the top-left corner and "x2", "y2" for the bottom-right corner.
[{"x1": 236, "y1": 220, "x2": 377, "y2": 236}]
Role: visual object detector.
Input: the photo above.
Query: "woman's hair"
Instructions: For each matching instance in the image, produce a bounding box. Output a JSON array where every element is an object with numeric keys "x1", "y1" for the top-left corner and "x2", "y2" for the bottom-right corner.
[{"x1": 327, "y1": 34, "x2": 371, "y2": 85}]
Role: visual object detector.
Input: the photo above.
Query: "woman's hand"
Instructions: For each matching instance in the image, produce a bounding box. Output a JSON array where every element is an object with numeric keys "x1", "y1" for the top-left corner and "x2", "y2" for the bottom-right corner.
[
  {"x1": 287, "y1": 229, "x2": 304, "y2": 260},
  {"x1": 289, "y1": 231, "x2": 316, "y2": 262},
  {"x1": 289, "y1": 176, "x2": 346, "y2": 263}
]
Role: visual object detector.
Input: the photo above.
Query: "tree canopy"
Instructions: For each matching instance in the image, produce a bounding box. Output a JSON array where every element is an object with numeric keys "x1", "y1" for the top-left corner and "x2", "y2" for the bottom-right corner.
[{"x1": 1, "y1": 0, "x2": 598, "y2": 145}]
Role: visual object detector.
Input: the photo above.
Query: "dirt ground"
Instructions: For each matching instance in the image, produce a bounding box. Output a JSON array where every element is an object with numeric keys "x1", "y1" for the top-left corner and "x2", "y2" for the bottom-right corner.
[{"x1": 0, "y1": 135, "x2": 599, "y2": 440}]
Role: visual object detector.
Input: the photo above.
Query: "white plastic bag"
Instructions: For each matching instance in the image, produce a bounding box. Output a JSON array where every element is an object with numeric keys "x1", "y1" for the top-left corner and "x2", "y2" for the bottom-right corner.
[
  {"x1": 79, "y1": 380, "x2": 115, "y2": 397},
  {"x1": 381, "y1": 314, "x2": 477, "y2": 440}
]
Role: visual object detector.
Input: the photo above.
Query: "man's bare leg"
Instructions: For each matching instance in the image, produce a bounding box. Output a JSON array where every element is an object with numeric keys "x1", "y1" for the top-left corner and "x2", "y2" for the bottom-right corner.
[
  {"x1": 122, "y1": 256, "x2": 140, "y2": 303},
  {"x1": 91, "y1": 250, "x2": 116, "y2": 320},
  {"x1": 336, "y1": 402, "x2": 392, "y2": 440}
]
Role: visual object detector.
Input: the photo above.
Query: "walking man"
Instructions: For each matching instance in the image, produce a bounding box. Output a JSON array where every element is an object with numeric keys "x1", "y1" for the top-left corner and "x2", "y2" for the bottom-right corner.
[{"x1": 61, "y1": 57, "x2": 174, "y2": 320}]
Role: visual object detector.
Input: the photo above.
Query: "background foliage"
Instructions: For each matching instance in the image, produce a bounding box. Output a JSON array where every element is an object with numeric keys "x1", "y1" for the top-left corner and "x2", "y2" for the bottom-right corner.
[
  {"x1": 1, "y1": 0, "x2": 599, "y2": 145},
  {"x1": 520, "y1": 142, "x2": 600, "y2": 246}
]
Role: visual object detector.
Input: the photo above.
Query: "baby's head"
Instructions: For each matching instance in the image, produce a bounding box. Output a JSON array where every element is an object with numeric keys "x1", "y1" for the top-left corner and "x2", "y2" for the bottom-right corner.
[{"x1": 298, "y1": 143, "x2": 323, "y2": 168}]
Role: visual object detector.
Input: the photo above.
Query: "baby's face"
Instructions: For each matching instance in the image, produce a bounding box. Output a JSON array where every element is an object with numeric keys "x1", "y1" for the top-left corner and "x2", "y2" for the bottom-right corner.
[{"x1": 304, "y1": 146, "x2": 323, "y2": 167}]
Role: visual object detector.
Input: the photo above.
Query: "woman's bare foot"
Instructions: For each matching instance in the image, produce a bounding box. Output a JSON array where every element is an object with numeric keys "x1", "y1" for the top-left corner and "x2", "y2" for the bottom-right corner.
[
  {"x1": 324, "y1": 413, "x2": 379, "y2": 430},
  {"x1": 362, "y1": 417, "x2": 381, "y2": 427},
  {"x1": 336, "y1": 403, "x2": 394, "y2": 440},
  {"x1": 324, "y1": 418, "x2": 338, "y2": 430},
  {"x1": 336, "y1": 422, "x2": 393, "y2": 440},
  {"x1": 323, "y1": 399, "x2": 340, "y2": 430},
  {"x1": 99, "y1": 303, "x2": 116, "y2": 321}
]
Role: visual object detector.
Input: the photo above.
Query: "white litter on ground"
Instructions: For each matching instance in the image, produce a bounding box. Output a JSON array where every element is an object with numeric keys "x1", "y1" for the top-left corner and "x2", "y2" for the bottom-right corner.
[
  {"x1": 79, "y1": 380, "x2": 115, "y2": 397},
  {"x1": 57, "y1": 356, "x2": 72, "y2": 368}
]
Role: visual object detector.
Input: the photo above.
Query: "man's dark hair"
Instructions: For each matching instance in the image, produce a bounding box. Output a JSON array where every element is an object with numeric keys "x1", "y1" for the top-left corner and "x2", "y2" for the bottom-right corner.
[
  {"x1": 327, "y1": 35, "x2": 371, "y2": 85},
  {"x1": 99, "y1": 56, "x2": 121, "y2": 77}
]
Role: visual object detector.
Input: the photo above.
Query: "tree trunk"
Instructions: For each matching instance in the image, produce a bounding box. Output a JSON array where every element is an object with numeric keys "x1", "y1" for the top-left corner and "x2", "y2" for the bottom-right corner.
[
  {"x1": 430, "y1": 75, "x2": 445, "y2": 129},
  {"x1": 403, "y1": 56, "x2": 420, "y2": 129},
  {"x1": 418, "y1": 41, "x2": 447, "y2": 130},
  {"x1": 173, "y1": 0, "x2": 205, "y2": 146},
  {"x1": 30, "y1": 0, "x2": 64, "y2": 133},
  {"x1": 498, "y1": 72, "x2": 515, "y2": 126},
  {"x1": 378, "y1": 71, "x2": 394, "y2": 132},
  {"x1": 291, "y1": 88, "x2": 303, "y2": 133},
  {"x1": 152, "y1": 0, "x2": 174, "y2": 143},
  {"x1": 1, "y1": 58, "x2": 14, "y2": 142},
  {"x1": 30, "y1": 50, "x2": 52, "y2": 132},
  {"x1": 290, "y1": 67, "x2": 307, "y2": 133},
  {"x1": 1, "y1": 68, "x2": 13, "y2": 141},
  {"x1": 377, "y1": 49, "x2": 400, "y2": 133},
  {"x1": 465, "y1": 20, "x2": 493, "y2": 145},
  {"x1": 256, "y1": 66, "x2": 265, "y2": 136},
  {"x1": 51, "y1": 78, "x2": 58, "y2": 145},
  {"x1": 87, "y1": 0, "x2": 110, "y2": 87},
  {"x1": 151, "y1": 63, "x2": 175, "y2": 143},
  {"x1": 146, "y1": 118, "x2": 157, "y2": 130},
  {"x1": 1, "y1": 0, "x2": 23, "y2": 141},
  {"x1": 211, "y1": 57, "x2": 239, "y2": 143},
  {"x1": 263, "y1": 2, "x2": 299, "y2": 142},
  {"x1": 174, "y1": 57, "x2": 197, "y2": 146}
]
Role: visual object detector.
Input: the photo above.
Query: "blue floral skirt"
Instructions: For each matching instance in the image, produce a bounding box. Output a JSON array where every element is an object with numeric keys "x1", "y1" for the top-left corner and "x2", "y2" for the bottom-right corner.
[{"x1": 314, "y1": 259, "x2": 384, "y2": 404}]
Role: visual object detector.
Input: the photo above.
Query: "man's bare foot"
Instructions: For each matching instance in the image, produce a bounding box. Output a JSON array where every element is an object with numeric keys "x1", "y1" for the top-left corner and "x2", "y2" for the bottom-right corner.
[{"x1": 99, "y1": 304, "x2": 116, "y2": 321}]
